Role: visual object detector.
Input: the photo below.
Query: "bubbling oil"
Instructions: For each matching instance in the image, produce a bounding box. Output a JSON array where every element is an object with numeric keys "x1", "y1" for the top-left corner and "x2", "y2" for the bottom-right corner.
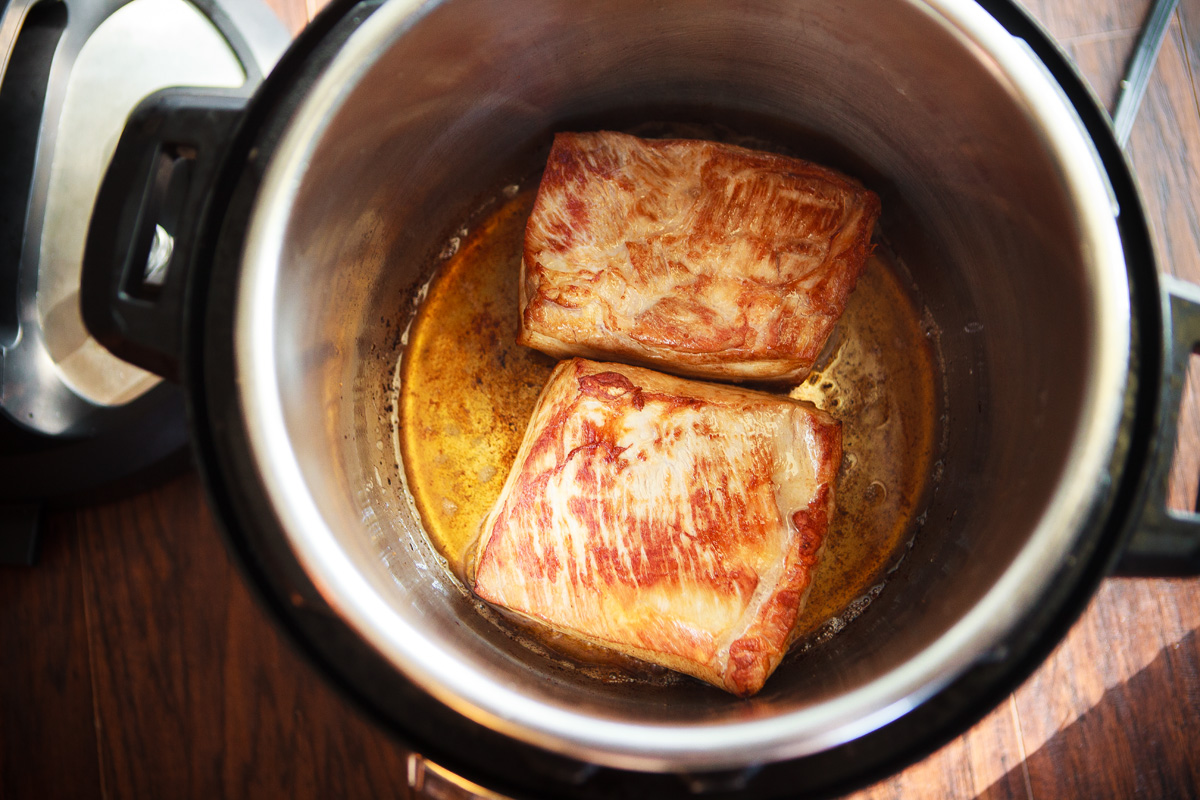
[
  {"x1": 397, "y1": 173, "x2": 940, "y2": 678},
  {"x1": 789, "y1": 247, "x2": 938, "y2": 639}
]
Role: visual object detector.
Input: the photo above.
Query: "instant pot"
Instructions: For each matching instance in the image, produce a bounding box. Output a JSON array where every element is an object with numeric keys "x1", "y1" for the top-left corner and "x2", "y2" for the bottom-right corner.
[{"x1": 12, "y1": 0, "x2": 1200, "y2": 796}]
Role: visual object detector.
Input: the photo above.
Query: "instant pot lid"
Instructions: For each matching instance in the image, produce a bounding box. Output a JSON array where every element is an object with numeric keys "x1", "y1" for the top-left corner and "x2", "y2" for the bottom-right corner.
[{"x1": 0, "y1": 0, "x2": 288, "y2": 507}]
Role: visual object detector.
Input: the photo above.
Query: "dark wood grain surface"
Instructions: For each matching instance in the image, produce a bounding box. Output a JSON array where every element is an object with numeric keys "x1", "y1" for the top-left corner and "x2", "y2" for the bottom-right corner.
[{"x1": 4, "y1": 0, "x2": 1200, "y2": 798}]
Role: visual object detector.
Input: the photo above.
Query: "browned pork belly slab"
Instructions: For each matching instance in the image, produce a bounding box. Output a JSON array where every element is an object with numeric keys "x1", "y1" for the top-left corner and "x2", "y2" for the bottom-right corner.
[
  {"x1": 519, "y1": 131, "x2": 880, "y2": 382},
  {"x1": 472, "y1": 358, "x2": 842, "y2": 696}
]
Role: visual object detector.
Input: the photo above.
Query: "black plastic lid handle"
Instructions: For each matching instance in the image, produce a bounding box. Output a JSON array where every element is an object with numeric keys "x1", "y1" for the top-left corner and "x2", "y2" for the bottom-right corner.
[
  {"x1": 1118, "y1": 276, "x2": 1200, "y2": 576},
  {"x1": 81, "y1": 87, "x2": 247, "y2": 382}
]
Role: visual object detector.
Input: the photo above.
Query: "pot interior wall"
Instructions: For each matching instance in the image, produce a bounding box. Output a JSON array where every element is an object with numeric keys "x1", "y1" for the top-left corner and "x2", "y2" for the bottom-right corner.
[{"x1": 259, "y1": 0, "x2": 1096, "y2": 744}]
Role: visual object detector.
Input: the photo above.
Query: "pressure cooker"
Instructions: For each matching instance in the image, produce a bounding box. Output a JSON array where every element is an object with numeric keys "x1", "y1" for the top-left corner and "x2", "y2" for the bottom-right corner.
[{"x1": 45, "y1": 0, "x2": 1200, "y2": 796}]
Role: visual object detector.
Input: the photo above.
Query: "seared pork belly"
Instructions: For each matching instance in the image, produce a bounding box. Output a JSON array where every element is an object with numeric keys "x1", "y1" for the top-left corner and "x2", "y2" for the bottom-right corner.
[
  {"x1": 519, "y1": 131, "x2": 880, "y2": 382},
  {"x1": 472, "y1": 358, "x2": 841, "y2": 696}
]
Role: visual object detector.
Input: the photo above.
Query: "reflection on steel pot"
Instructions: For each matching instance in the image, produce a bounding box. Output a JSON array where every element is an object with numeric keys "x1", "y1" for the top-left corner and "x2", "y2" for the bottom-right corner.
[{"x1": 80, "y1": 0, "x2": 1200, "y2": 796}]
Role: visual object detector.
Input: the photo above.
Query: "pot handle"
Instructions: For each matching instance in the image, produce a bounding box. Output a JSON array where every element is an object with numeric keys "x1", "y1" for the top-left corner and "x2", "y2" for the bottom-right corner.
[
  {"x1": 80, "y1": 88, "x2": 247, "y2": 382},
  {"x1": 1117, "y1": 276, "x2": 1200, "y2": 576}
]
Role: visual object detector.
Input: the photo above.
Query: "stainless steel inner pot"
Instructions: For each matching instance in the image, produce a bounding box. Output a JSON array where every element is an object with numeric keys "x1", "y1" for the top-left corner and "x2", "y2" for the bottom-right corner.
[{"x1": 233, "y1": 0, "x2": 1130, "y2": 771}]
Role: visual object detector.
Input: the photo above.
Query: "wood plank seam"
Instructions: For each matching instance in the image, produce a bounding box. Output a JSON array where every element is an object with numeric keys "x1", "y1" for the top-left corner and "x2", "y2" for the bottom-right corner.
[
  {"x1": 76, "y1": 520, "x2": 111, "y2": 800},
  {"x1": 1008, "y1": 695, "x2": 1035, "y2": 800},
  {"x1": 1175, "y1": 9, "x2": 1200, "y2": 122},
  {"x1": 1057, "y1": 25, "x2": 1150, "y2": 45}
]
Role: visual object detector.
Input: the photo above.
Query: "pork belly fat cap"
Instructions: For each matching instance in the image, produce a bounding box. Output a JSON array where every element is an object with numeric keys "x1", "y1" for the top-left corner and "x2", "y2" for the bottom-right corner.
[
  {"x1": 473, "y1": 358, "x2": 842, "y2": 695},
  {"x1": 519, "y1": 131, "x2": 880, "y2": 382}
]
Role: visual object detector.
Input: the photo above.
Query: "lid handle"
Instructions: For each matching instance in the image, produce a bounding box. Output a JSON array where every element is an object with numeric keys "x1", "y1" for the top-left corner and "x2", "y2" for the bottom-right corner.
[{"x1": 81, "y1": 88, "x2": 246, "y2": 381}]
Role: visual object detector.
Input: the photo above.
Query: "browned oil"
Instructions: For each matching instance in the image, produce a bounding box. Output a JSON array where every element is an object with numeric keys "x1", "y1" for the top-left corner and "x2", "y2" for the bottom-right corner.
[
  {"x1": 399, "y1": 187, "x2": 556, "y2": 583},
  {"x1": 789, "y1": 252, "x2": 938, "y2": 638},
  {"x1": 397, "y1": 182, "x2": 940, "y2": 676}
]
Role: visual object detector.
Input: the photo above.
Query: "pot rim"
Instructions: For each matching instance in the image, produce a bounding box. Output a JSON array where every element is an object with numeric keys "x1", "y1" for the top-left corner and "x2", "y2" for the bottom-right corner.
[{"x1": 232, "y1": 0, "x2": 1132, "y2": 771}]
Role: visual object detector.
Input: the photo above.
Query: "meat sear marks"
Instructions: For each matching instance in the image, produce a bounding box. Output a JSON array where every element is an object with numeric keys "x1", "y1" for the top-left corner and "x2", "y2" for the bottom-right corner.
[
  {"x1": 473, "y1": 359, "x2": 841, "y2": 696},
  {"x1": 519, "y1": 131, "x2": 880, "y2": 382}
]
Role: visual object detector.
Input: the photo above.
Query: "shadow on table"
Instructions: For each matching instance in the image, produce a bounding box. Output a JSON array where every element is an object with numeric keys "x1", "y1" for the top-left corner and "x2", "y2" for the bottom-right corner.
[{"x1": 975, "y1": 627, "x2": 1200, "y2": 800}]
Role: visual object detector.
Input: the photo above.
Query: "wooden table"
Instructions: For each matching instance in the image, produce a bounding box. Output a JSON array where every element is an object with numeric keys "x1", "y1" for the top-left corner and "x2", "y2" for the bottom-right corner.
[{"x1": 4, "y1": 0, "x2": 1200, "y2": 798}]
